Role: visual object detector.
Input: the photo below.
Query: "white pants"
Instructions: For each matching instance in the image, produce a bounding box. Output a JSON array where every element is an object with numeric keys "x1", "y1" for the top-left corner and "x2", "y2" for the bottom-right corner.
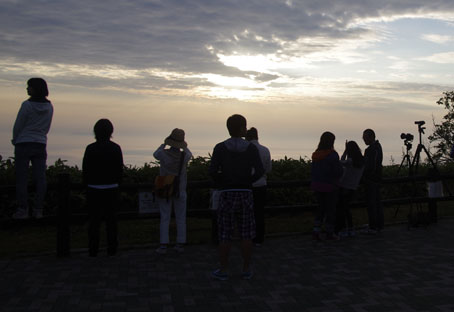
[{"x1": 158, "y1": 192, "x2": 187, "y2": 244}]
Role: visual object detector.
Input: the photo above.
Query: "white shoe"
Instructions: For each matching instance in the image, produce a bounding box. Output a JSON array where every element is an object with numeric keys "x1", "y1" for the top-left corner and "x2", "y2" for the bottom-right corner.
[
  {"x1": 12, "y1": 209, "x2": 29, "y2": 219},
  {"x1": 33, "y1": 209, "x2": 43, "y2": 219}
]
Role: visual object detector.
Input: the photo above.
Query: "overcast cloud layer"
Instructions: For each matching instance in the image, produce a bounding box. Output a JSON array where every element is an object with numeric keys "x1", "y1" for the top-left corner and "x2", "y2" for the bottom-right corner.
[
  {"x1": 1, "y1": 0, "x2": 454, "y2": 165},
  {"x1": 1, "y1": 0, "x2": 454, "y2": 92}
]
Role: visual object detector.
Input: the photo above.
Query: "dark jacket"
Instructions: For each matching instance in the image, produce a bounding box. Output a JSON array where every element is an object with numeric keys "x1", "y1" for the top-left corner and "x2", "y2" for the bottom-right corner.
[
  {"x1": 310, "y1": 149, "x2": 343, "y2": 192},
  {"x1": 209, "y1": 138, "x2": 264, "y2": 189},
  {"x1": 82, "y1": 140, "x2": 123, "y2": 186},
  {"x1": 363, "y1": 140, "x2": 383, "y2": 183}
]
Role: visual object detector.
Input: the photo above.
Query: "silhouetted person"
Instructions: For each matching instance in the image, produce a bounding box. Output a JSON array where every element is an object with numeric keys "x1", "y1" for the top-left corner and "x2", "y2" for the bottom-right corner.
[
  {"x1": 311, "y1": 131, "x2": 343, "y2": 241},
  {"x1": 153, "y1": 128, "x2": 192, "y2": 254},
  {"x1": 246, "y1": 127, "x2": 271, "y2": 246},
  {"x1": 209, "y1": 114, "x2": 264, "y2": 280},
  {"x1": 12, "y1": 78, "x2": 54, "y2": 219},
  {"x1": 83, "y1": 119, "x2": 123, "y2": 257},
  {"x1": 335, "y1": 140, "x2": 365, "y2": 236},
  {"x1": 362, "y1": 129, "x2": 383, "y2": 234}
]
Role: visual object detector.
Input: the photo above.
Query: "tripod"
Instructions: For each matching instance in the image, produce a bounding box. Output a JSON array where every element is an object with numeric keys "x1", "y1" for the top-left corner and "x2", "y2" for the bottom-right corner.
[
  {"x1": 395, "y1": 121, "x2": 442, "y2": 225},
  {"x1": 409, "y1": 122, "x2": 438, "y2": 176},
  {"x1": 397, "y1": 140, "x2": 413, "y2": 176}
]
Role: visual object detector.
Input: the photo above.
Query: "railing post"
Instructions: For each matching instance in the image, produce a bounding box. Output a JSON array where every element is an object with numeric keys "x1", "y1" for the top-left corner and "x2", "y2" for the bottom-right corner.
[{"x1": 57, "y1": 173, "x2": 71, "y2": 257}]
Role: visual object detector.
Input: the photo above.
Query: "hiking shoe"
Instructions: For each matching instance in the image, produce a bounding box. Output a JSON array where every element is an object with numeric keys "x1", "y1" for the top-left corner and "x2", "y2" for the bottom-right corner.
[
  {"x1": 33, "y1": 209, "x2": 43, "y2": 219},
  {"x1": 211, "y1": 269, "x2": 229, "y2": 281},
  {"x1": 241, "y1": 271, "x2": 254, "y2": 280},
  {"x1": 12, "y1": 209, "x2": 29, "y2": 220}
]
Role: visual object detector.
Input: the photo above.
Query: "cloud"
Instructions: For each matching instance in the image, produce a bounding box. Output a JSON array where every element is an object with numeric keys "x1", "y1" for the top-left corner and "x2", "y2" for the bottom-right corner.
[
  {"x1": 418, "y1": 52, "x2": 454, "y2": 64},
  {"x1": 421, "y1": 34, "x2": 454, "y2": 44},
  {"x1": 1, "y1": 0, "x2": 453, "y2": 75}
]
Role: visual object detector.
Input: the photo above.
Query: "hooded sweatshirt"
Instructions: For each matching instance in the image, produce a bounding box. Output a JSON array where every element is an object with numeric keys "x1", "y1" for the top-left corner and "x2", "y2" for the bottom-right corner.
[
  {"x1": 209, "y1": 137, "x2": 265, "y2": 189},
  {"x1": 12, "y1": 100, "x2": 54, "y2": 145},
  {"x1": 310, "y1": 149, "x2": 343, "y2": 192}
]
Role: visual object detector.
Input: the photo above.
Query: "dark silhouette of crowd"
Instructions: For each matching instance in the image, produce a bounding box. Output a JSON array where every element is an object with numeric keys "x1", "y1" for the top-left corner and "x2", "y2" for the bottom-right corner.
[{"x1": 11, "y1": 78, "x2": 384, "y2": 280}]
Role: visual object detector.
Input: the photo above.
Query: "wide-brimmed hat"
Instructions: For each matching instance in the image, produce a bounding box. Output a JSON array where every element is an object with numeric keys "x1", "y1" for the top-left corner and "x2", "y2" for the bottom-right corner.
[{"x1": 165, "y1": 128, "x2": 187, "y2": 149}]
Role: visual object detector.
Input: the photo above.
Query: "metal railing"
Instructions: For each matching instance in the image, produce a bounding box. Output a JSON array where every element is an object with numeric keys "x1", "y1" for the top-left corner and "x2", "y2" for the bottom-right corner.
[{"x1": 1, "y1": 173, "x2": 453, "y2": 256}]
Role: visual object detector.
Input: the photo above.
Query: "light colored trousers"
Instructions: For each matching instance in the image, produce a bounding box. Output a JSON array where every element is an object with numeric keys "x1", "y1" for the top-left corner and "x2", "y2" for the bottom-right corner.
[
  {"x1": 15, "y1": 143, "x2": 47, "y2": 212},
  {"x1": 158, "y1": 192, "x2": 187, "y2": 244}
]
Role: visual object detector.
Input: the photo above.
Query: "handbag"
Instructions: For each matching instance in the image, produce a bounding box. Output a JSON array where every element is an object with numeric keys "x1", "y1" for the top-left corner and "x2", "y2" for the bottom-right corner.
[
  {"x1": 154, "y1": 175, "x2": 177, "y2": 199},
  {"x1": 154, "y1": 151, "x2": 185, "y2": 200}
]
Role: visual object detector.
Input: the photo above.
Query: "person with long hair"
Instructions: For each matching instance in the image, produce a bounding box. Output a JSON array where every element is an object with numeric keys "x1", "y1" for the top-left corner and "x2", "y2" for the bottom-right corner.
[
  {"x1": 12, "y1": 78, "x2": 54, "y2": 219},
  {"x1": 335, "y1": 140, "x2": 365, "y2": 236},
  {"x1": 310, "y1": 131, "x2": 343, "y2": 241}
]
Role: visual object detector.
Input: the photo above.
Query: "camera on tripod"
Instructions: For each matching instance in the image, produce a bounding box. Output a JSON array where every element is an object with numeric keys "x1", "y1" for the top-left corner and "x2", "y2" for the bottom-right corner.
[{"x1": 400, "y1": 132, "x2": 414, "y2": 150}]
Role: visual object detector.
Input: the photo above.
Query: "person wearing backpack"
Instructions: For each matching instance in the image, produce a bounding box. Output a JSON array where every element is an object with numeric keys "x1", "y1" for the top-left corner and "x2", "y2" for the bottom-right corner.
[{"x1": 153, "y1": 128, "x2": 192, "y2": 254}]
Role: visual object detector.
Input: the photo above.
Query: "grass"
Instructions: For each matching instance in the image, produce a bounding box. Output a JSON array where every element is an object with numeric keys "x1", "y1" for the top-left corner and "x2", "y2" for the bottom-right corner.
[{"x1": 1, "y1": 202, "x2": 453, "y2": 259}]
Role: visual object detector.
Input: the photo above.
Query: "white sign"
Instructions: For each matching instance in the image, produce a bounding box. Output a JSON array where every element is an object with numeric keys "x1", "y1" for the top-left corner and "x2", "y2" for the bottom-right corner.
[{"x1": 139, "y1": 191, "x2": 160, "y2": 214}]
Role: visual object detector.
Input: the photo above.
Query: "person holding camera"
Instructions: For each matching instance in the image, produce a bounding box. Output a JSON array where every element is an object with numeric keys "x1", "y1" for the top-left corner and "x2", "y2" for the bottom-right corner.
[
  {"x1": 335, "y1": 140, "x2": 365, "y2": 236},
  {"x1": 153, "y1": 129, "x2": 192, "y2": 254}
]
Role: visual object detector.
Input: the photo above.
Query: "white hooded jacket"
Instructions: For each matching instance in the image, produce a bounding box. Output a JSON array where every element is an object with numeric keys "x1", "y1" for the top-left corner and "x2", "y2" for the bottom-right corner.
[{"x1": 12, "y1": 100, "x2": 54, "y2": 145}]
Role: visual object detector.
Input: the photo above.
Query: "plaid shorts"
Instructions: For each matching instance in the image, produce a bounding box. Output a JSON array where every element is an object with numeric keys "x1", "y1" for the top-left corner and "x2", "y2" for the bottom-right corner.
[{"x1": 217, "y1": 190, "x2": 255, "y2": 242}]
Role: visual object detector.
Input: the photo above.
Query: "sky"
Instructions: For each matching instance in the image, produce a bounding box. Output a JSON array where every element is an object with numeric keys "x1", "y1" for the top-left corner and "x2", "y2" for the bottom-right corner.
[{"x1": 1, "y1": 0, "x2": 454, "y2": 167}]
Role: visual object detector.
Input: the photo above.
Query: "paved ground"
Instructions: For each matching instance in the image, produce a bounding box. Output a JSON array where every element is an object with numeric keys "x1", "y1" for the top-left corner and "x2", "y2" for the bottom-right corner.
[{"x1": 1, "y1": 219, "x2": 454, "y2": 312}]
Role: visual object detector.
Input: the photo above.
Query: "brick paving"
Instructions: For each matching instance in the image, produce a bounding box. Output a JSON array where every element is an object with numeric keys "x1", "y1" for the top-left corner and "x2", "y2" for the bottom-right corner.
[{"x1": 1, "y1": 219, "x2": 454, "y2": 311}]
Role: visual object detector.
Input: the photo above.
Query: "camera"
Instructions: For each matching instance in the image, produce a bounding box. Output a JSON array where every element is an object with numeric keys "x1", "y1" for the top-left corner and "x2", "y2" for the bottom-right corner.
[
  {"x1": 400, "y1": 133, "x2": 414, "y2": 141},
  {"x1": 401, "y1": 133, "x2": 413, "y2": 150}
]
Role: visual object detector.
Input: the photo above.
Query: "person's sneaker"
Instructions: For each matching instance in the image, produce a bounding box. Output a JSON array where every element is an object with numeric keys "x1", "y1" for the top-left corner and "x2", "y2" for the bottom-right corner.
[
  {"x1": 155, "y1": 246, "x2": 167, "y2": 254},
  {"x1": 32, "y1": 209, "x2": 43, "y2": 219},
  {"x1": 360, "y1": 228, "x2": 377, "y2": 235},
  {"x1": 338, "y1": 231, "x2": 349, "y2": 238},
  {"x1": 241, "y1": 271, "x2": 254, "y2": 280},
  {"x1": 174, "y1": 244, "x2": 185, "y2": 253},
  {"x1": 211, "y1": 269, "x2": 229, "y2": 281},
  {"x1": 12, "y1": 209, "x2": 29, "y2": 220}
]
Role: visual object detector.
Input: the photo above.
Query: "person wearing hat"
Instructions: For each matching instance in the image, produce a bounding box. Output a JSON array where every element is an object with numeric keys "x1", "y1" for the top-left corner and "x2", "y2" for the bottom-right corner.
[{"x1": 153, "y1": 128, "x2": 192, "y2": 254}]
